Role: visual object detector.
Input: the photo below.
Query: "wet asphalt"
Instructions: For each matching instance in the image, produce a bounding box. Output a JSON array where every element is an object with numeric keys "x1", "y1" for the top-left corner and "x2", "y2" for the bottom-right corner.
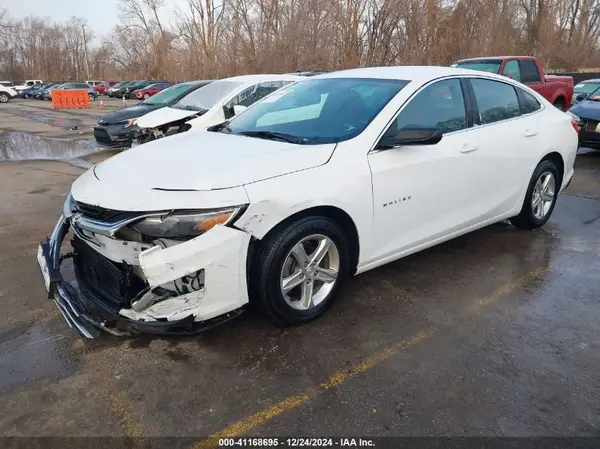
[{"x1": 0, "y1": 104, "x2": 599, "y2": 439}]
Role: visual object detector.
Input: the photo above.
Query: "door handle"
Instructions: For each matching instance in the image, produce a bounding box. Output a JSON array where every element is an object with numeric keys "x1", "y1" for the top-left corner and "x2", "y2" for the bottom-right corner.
[
  {"x1": 524, "y1": 128, "x2": 539, "y2": 137},
  {"x1": 460, "y1": 143, "x2": 479, "y2": 153}
]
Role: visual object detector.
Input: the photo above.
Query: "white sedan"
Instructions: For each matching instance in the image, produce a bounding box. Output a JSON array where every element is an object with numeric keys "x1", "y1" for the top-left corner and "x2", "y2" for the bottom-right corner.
[
  {"x1": 132, "y1": 74, "x2": 304, "y2": 144},
  {"x1": 37, "y1": 66, "x2": 578, "y2": 338}
]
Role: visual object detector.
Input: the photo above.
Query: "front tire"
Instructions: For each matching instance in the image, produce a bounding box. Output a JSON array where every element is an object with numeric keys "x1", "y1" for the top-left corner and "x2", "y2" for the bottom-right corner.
[
  {"x1": 0, "y1": 93, "x2": 9, "y2": 103},
  {"x1": 510, "y1": 160, "x2": 560, "y2": 230},
  {"x1": 251, "y1": 216, "x2": 351, "y2": 325},
  {"x1": 143, "y1": 93, "x2": 150, "y2": 100}
]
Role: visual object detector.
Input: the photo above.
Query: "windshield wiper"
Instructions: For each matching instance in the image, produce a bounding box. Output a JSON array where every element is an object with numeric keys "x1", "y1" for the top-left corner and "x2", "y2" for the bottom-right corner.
[{"x1": 236, "y1": 130, "x2": 303, "y2": 144}]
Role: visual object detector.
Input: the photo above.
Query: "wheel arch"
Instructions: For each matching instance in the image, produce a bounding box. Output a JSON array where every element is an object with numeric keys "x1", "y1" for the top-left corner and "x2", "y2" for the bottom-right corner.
[
  {"x1": 552, "y1": 94, "x2": 566, "y2": 106},
  {"x1": 242, "y1": 205, "x2": 361, "y2": 276},
  {"x1": 540, "y1": 151, "x2": 565, "y2": 186}
]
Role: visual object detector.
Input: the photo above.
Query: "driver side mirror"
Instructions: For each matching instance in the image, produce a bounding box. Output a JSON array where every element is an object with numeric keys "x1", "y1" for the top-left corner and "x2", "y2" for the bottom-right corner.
[
  {"x1": 576, "y1": 93, "x2": 586, "y2": 102},
  {"x1": 233, "y1": 104, "x2": 247, "y2": 115},
  {"x1": 377, "y1": 127, "x2": 443, "y2": 149}
]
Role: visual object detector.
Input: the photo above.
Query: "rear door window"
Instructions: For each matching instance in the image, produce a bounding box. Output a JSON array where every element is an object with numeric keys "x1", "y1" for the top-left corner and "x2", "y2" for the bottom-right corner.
[
  {"x1": 516, "y1": 88, "x2": 542, "y2": 114},
  {"x1": 470, "y1": 78, "x2": 520, "y2": 124}
]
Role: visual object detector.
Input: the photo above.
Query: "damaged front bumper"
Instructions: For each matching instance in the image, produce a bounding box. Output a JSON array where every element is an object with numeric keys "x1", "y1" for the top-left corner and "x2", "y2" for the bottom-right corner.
[{"x1": 37, "y1": 214, "x2": 251, "y2": 339}]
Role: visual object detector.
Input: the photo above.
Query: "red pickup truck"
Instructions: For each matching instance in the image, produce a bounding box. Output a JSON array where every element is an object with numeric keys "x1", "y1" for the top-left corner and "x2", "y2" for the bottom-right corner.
[{"x1": 453, "y1": 56, "x2": 574, "y2": 110}]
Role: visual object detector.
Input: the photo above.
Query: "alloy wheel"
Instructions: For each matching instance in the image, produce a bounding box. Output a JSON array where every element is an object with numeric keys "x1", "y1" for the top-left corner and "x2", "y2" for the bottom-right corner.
[
  {"x1": 532, "y1": 171, "x2": 555, "y2": 220},
  {"x1": 280, "y1": 234, "x2": 340, "y2": 311}
]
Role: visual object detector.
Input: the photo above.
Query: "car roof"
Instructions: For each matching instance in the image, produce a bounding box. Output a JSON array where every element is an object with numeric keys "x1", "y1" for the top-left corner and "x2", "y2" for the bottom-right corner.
[
  {"x1": 577, "y1": 79, "x2": 600, "y2": 83},
  {"x1": 455, "y1": 56, "x2": 536, "y2": 62},
  {"x1": 313, "y1": 65, "x2": 510, "y2": 83},
  {"x1": 218, "y1": 74, "x2": 305, "y2": 83}
]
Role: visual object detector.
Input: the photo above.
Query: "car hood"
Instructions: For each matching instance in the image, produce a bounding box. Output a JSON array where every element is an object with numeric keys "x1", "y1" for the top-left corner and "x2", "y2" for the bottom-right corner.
[
  {"x1": 570, "y1": 100, "x2": 600, "y2": 120},
  {"x1": 91, "y1": 130, "x2": 335, "y2": 192},
  {"x1": 98, "y1": 104, "x2": 161, "y2": 124},
  {"x1": 136, "y1": 107, "x2": 201, "y2": 129}
]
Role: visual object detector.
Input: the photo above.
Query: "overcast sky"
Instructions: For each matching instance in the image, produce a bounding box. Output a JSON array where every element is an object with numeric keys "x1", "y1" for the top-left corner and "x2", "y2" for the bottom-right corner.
[{"x1": 1, "y1": 0, "x2": 184, "y2": 40}]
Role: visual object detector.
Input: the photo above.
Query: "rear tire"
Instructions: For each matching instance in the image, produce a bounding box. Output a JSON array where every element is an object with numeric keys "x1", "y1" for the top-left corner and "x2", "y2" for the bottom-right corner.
[
  {"x1": 143, "y1": 93, "x2": 150, "y2": 100},
  {"x1": 510, "y1": 160, "x2": 560, "y2": 230},
  {"x1": 251, "y1": 216, "x2": 351, "y2": 326},
  {"x1": 0, "y1": 93, "x2": 9, "y2": 103}
]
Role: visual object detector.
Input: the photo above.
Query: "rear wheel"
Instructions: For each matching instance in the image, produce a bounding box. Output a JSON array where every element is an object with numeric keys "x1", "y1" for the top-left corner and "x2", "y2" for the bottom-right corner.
[
  {"x1": 510, "y1": 160, "x2": 560, "y2": 230},
  {"x1": 251, "y1": 216, "x2": 351, "y2": 325},
  {"x1": 0, "y1": 93, "x2": 9, "y2": 103},
  {"x1": 143, "y1": 93, "x2": 150, "y2": 100},
  {"x1": 88, "y1": 94, "x2": 95, "y2": 102}
]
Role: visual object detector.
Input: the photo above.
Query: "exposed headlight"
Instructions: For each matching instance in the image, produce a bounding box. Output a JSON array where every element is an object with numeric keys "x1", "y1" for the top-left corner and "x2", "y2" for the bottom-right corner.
[
  {"x1": 123, "y1": 118, "x2": 139, "y2": 128},
  {"x1": 130, "y1": 207, "x2": 246, "y2": 238},
  {"x1": 63, "y1": 192, "x2": 74, "y2": 217}
]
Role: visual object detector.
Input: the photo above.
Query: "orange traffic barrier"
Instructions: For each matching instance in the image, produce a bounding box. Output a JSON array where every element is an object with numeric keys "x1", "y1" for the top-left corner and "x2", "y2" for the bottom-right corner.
[{"x1": 51, "y1": 89, "x2": 91, "y2": 109}]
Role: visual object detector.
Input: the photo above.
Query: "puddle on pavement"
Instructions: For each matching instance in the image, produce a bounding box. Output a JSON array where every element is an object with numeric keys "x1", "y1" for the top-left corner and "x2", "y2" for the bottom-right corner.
[
  {"x1": 0, "y1": 324, "x2": 78, "y2": 392},
  {"x1": 3, "y1": 108, "x2": 83, "y2": 130},
  {"x1": 0, "y1": 132, "x2": 100, "y2": 162}
]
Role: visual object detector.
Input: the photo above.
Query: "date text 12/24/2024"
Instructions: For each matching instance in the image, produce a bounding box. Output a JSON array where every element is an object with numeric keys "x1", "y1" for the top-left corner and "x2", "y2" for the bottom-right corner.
[{"x1": 218, "y1": 438, "x2": 376, "y2": 447}]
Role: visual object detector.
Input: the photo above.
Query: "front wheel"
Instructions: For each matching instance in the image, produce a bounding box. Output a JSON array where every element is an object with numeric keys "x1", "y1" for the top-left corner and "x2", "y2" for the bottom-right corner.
[
  {"x1": 88, "y1": 94, "x2": 95, "y2": 102},
  {"x1": 143, "y1": 93, "x2": 150, "y2": 100},
  {"x1": 510, "y1": 159, "x2": 560, "y2": 230},
  {"x1": 0, "y1": 93, "x2": 9, "y2": 103},
  {"x1": 251, "y1": 216, "x2": 351, "y2": 325}
]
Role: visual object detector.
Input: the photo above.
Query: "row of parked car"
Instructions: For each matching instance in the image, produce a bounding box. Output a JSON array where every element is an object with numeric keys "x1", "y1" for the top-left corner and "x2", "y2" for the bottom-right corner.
[{"x1": 16, "y1": 82, "x2": 100, "y2": 101}]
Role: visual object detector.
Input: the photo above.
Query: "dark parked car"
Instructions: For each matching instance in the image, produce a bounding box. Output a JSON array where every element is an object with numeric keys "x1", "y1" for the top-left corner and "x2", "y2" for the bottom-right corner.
[
  {"x1": 107, "y1": 81, "x2": 132, "y2": 97},
  {"x1": 20, "y1": 83, "x2": 52, "y2": 98},
  {"x1": 572, "y1": 79, "x2": 600, "y2": 106},
  {"x1": 94, "y1": 80, "x2": 211, "y2": 148},
  {"x1": 568, "y1": 85, "x2": 600, "y2": 150},
  {"x1": 41, "y1": 83, "x2": 65, "y2": 100},
  {"x1": 113, "y1": 80, "x2": 168, "y2": 99}
]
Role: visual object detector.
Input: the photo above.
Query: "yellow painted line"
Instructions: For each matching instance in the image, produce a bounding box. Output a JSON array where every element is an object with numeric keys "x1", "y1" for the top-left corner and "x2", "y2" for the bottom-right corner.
[
  {"x1": 107, "y1": 387, "x2": 144, "y2": 439},
  {"x1": 466, "y1": 265, "x2": 548, "y2": 313},
  {"x1": 191, "y1": 331, "x2": 434, "y2": 449},
  {"x1": 191, "y1": 265, "x2": 548, "y2": 449}
]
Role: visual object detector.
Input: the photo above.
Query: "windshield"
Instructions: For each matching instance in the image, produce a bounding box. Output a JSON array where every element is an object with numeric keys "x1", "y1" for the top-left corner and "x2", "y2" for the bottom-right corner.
[
  {"x1": 220, "y1": 77, "x2": 408, "y2": 145},
  {"x1": 454, "y1": 60, "x2": 502, "y2": 74},
  {"x1": 144, "y1": 82, "x2": 199, "y2": 105},
  {"x1": 174, "y1": 81, "x2": 245, "y2": 112},
  {"x1": 574, "y1": 82, "x2": 600, "y2": 95},
  {"x1": 585, "y1": 86, "x2": 600, "y2": 101}
]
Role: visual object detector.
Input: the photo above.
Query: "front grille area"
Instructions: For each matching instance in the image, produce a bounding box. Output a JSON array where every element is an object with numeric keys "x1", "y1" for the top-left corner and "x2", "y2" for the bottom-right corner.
[
  {"x1": 72, "y1": 237, "x2": 147, "y2": 311},
  {"x1": 74, "y1": 201, "x2": 141, "y2": 223}
]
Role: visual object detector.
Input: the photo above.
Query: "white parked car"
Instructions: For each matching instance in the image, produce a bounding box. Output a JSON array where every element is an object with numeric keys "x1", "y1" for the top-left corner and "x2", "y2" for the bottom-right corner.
[
  {"x1": 14, "y1": 79, "x2": 43, "y2": 91},
  {"x1": 0, "y1": 84, "x2": 18, "y2": 103},
  {"x1": 132, "y1": 74, "x2": 304, "y2": 145},
  {"x1": 37, "y1": 66, "x2": 578, "y2": 338}
]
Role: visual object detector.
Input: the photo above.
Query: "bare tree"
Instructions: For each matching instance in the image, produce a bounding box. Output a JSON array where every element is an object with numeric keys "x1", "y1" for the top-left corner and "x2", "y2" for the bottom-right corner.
[{"x1": 3, "y1": 0, "x2": 600, "y2": 81}]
